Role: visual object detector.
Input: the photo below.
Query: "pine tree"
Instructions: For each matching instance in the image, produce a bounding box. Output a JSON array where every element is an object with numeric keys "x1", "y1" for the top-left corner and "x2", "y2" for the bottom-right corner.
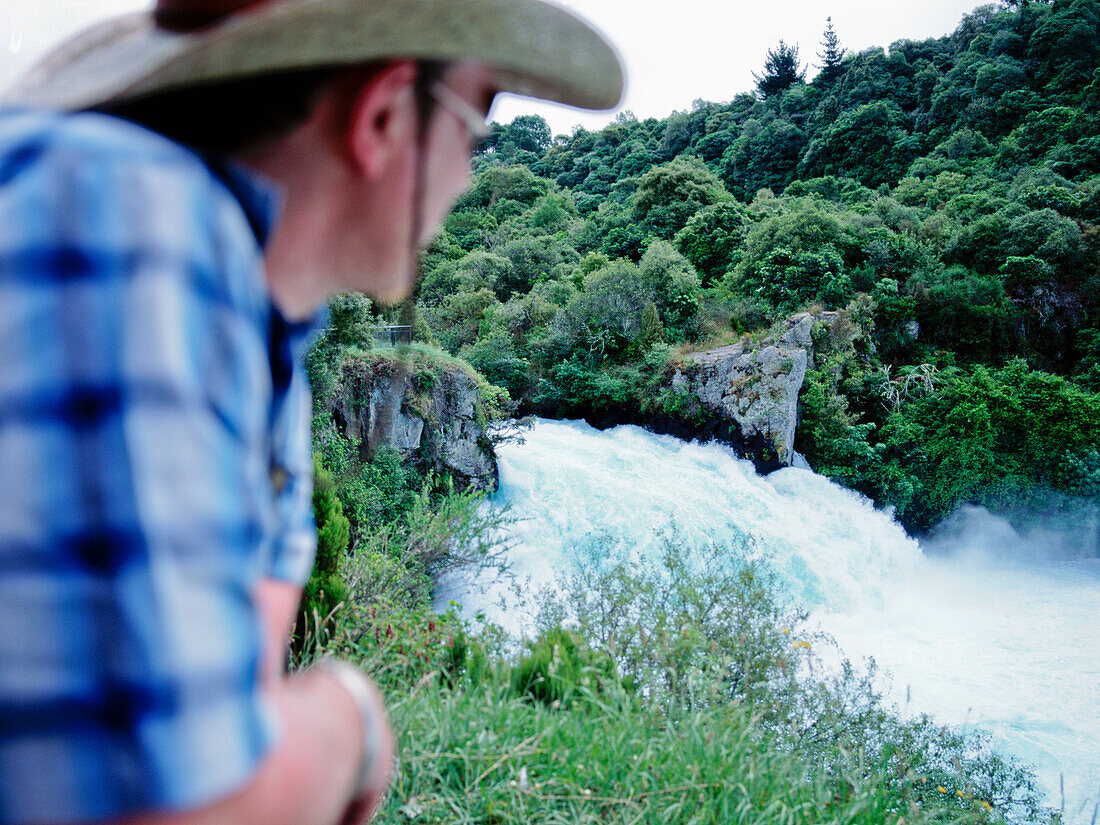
[
  {"x1": 754, "y1": 41, "x2": 805, "y2": 99},
  {"x1": 816, "y1": 18, "x2": 847, "y2": 84}
]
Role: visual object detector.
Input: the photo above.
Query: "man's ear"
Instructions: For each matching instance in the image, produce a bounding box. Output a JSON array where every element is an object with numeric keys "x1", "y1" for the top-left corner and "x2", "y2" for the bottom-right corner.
[{"x1": 343, "y1": 60, "x2": 419, "y2": 179}]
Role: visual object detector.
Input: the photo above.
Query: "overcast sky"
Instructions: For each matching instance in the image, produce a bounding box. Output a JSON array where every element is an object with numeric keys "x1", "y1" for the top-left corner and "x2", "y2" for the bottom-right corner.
[{"x1": 1, "y1": 0, "x2": 987, "y2": 135}]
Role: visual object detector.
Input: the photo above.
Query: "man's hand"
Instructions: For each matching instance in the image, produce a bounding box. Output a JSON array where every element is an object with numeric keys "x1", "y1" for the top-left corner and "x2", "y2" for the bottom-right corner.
[
  {"x1": 251, "y1": 578, "x2": 395, "y2": 825},
  {"x1": 122, "y1": 661, "x2": 394, "y2": 825},
  {"x1": 254, "y1": 578, "x2": 303, "y2": 680},
  {"x1": 334, "y1": 671, "x2": 395, "y2": 825},
  {"x1": 116, "y1": 582, "x2": 396, "y2": 825}
]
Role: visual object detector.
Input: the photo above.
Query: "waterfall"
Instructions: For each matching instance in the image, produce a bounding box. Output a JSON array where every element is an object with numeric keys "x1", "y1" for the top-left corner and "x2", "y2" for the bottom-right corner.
[{"x1": 437, "y1": 418, "x2": 1100, "y2": 823}]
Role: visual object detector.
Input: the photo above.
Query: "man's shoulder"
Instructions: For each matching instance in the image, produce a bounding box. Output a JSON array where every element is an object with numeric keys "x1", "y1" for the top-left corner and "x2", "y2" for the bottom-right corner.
[
  {"x1": 0, "y1": 107, "x2": 209, "y2": 174},
  {"x1": 0, "y1": 107, "x2": 254, "y2": 239},
  {"x1": 0, "y1": 107, "x2": 277, "y2": 326},
  {"x1": 0, "y1": 107, "x2": 280, "y2": 254}
]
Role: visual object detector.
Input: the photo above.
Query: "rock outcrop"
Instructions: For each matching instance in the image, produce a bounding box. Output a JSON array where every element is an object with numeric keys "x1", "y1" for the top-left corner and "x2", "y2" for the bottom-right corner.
[
  {"x1": 663, "y1": 312, "x2": 837, "y2": 471},
  {"x1": 671, "y1": 343, "x2": 807, "y2": 469},
  {"x1": 327, "y1": 353, "x2": 498, "y2": 491}
]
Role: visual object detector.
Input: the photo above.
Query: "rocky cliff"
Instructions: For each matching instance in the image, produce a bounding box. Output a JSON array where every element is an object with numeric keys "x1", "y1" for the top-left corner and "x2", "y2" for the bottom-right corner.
[
  {"x1": 325, "y1": 349, "x2": 499, "y2": 491},
  {"x1": 659, "y1": 312, "x2": 836, "y2": 472}
]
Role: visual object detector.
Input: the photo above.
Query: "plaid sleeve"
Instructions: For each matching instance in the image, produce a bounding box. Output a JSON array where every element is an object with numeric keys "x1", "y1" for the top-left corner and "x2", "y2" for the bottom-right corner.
[
  {"x1": 0, "y1": 112, "x2": 281, "y2": 824},
  {"x1": 266, "y1": 361, "x2": 320, "y2": 584}
]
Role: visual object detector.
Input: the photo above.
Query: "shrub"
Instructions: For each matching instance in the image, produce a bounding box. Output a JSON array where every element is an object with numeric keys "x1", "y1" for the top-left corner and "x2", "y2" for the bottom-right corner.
[
  {"x1": 293, "y1": 457, "x2": 351, "y2": 659},
  {"x1": 510, "y1": 627, "x2": 623, "y2": 706}
]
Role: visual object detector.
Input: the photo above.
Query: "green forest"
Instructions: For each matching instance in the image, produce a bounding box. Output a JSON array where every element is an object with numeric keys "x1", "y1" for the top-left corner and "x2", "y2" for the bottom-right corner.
[
  {"x1": 407, "y1": 0, "x2": 1100, "y2": 535},
  {"x1": 302, "y1": 2, "x2": 1100, "y2": 822}
]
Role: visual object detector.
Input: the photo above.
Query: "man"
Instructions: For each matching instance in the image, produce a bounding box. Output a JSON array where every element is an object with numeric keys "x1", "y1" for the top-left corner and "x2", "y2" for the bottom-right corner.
[{"x1": 0, "y1": 2, "x2": 622, "y2": 823}]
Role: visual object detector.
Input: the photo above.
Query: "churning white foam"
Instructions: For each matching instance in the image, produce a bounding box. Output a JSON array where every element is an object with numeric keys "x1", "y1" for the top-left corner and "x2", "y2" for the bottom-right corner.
[{"x1": 437, "y1": 419, "x2": 1100, "y2": 822}]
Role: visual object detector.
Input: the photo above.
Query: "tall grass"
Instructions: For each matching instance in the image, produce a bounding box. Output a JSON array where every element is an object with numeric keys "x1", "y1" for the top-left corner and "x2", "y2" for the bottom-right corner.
[{"x1": 312, "y1": 537, "x2": 1051, "y2": 825}]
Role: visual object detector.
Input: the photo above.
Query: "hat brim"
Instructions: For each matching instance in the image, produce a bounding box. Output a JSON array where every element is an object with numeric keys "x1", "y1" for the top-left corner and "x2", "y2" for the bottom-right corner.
[{"x1": 4, "y1": 0, "x2": 624, "y2": 113}]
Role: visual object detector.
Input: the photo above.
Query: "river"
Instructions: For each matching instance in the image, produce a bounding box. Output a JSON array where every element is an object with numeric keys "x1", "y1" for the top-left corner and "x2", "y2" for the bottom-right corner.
[{"x1": 437, "y1": 418, "x2": 1100, "y2": 822}]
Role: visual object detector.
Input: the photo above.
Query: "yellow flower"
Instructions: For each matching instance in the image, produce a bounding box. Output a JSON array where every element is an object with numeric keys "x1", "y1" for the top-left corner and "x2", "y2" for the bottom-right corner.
[
  {"x1": 936, "y1": 786, "x2": 947, "y2": 794},
  {"x1": 980, "y1": 801, "x2": 993, "y2": 812},
  {"x1": 793, "y1": 640, "x2": 811, "y2": 649},
  {"x1": 956, "y1": 790, "x2": 966, "y2": 798},
  {"x1": 781, "y1": 628, "x2": 791, "y2": 634}
]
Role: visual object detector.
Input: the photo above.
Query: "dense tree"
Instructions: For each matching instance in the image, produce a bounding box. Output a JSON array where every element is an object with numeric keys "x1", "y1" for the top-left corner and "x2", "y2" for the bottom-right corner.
[
  {"x1": 294, "y1": 458, "x2": 350, "y2": 654},
  {"x1": 721, "y1": 116, "x2": 807, "y2": 199},
  {"x1": 495, "y1": 234, "x2": 578, "y2": 297},
  {"x1": 800, "y1": 101, "x2": 920, "y2": 186},
  {"x1": 496, "y1": 114, "x2": 552, "y2": 156},
  {"x1": 457, "y1": 164, "x2": 548, "y2": 210},
  {"x1": 423, "y1": 288, "x2": 500, "y2": 353},
  {"x1": 632, "y1": 157, "x2": 730, "y2": 239},
  {"x1": 880, "y1": 360, "x2": 1100, "y2": 530},
  {"x1": 816, "y1": 17, "x2": 848, "y2": 84},
  {"x1": 554, "y1": 260, "x2": 651, "y2": 361},
  {"x1": 754, "y1": 40, "x2": 806, "y2": 99},
  {"x1": 638, "y1": 241, "x2": 703, "y2": 336},
  {"x1": 1027, "y1": 0, "x2": 1100, "y2": 96},
  {"x1": 675, "y1": 201, "x2": 749, "y2": 285},
  {"x1": 405, "y1": 0, "x2": 1100, "y2": 534}
]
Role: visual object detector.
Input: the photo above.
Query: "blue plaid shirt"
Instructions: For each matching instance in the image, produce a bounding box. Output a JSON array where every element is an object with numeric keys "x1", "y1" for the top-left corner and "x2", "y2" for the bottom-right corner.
[{"x1": 0, "y1": 109, "x2": 323, "y2": 823}]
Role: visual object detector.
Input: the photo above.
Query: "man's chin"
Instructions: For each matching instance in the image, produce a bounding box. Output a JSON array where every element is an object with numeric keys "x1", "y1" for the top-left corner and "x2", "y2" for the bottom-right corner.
[
  {"x1": 348, "y1": 263, "x2": 417, "y2": 307},
  {"x1": 361, "y1": 281, "x2": 414, "y2": 307}
]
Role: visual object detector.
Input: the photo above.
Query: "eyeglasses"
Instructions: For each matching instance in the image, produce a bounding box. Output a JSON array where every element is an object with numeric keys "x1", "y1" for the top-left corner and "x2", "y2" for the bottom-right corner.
[{"x1": 428, "y1": 80, "x2": 492, "y2": 145}]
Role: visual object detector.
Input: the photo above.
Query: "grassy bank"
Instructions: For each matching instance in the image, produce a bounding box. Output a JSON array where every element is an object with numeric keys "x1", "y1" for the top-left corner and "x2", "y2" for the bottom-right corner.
[{"x1": 306, "y1": 541, "x2": 1051, "y2": 825}]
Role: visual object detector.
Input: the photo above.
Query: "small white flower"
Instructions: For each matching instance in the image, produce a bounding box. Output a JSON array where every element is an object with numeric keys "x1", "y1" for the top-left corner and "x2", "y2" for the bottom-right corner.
[{"x1": 400, "y1": 798, "x2": 424, "y2": 819}]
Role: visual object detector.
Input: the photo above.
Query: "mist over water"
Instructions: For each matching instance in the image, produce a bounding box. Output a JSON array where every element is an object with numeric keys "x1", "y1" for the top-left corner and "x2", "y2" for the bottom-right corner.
[{"x1": 438, "y1": 418, "x2": 1100, "y2": 822}]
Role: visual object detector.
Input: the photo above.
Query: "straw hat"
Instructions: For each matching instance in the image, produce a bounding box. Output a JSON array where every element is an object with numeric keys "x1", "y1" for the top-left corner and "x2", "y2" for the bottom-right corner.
[{"x1": 3, "y1": 0, "x2": 624, "y2": 112}]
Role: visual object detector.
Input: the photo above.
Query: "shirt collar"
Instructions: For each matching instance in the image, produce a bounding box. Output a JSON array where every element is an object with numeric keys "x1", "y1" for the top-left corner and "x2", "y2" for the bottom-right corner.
[
  {"x1": 203, "y1": 155, "x2": 329, "y2": 342},
  {"x1": 203, "y1": 155, "x2": 284, "y2": 248}
]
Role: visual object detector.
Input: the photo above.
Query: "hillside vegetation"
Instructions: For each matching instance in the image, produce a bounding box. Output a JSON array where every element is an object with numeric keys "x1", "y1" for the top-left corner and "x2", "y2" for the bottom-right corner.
[{"x1": 394, "y1": 0, "x2": 1100, "y2": 535}]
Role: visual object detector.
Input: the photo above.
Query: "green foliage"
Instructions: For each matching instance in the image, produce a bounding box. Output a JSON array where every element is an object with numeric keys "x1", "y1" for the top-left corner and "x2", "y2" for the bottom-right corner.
[
  {"x1": 553, "y1": 260, "x2": 650, "y2": 361},
  {"x1": 495, "y1": 233, "x2": 578, "y2": 298},
  {"x1": 632, "y1": 157, "x2": 729, "y2": 239},
  {"x1": 1070, "y1": 327, "x2": 1100, "y2": 390},
  {"x1": 880, "y1": 360, "x2": 1100, "y2": 531},
  {"x1": 340, "y1": 484, "x2": 509, "y2": 609},
  {"x1": 638, "y1": 301, "x2": 664, "y2": 350},
  {"x1": 461, "y1": 332, "x2": 529, "y2": 400},
  {"x1": 305, "y1": 291, "x2": 374, "y2": 402},
  {"x1": 510, "y1": 627, "x2": 622, "y2": 706},
  {"x1": 743, "y1": 244, "x2": 852, "y2": 311},
  {"x1": 674, "y1": 200, "x2": 748, "y2": 285},
  {"x1": 402, "y1": 0, "x2": 1100, "y2": 540},
  {"x1": 1027, "y1": 0, "x2": 1100, "y2": 95},
  {"x1": 294, "y1": 457, "x2": 351, "y2": 656},
  {"x1": 540, "y1": 358, "x2": 635, "y2": 413},
  {"x1": 539, "y1": 540, "x2": 809, "y2": 717},
  {"x1": 637, "y1": 241, "x2": 702, "y2": 337},
  {"x1": 754, "y1": 40, "x2": 805, "y2": 98},
  {"x1": 457, "y1": 164, "x2": 549, "y2": 212},
  {"x1": 800, "y1": 101, "x2": 919, "y2": 187},
  {"x1": 730, "y1": 198, "x2": 859, "y2": 311},
  {"x1": 316, "y1": 434, "x2": 424, "y2": 537},
  {"x1": 453, "y1": 250, "x2": 512, "y2": 294},
  {"x1": 912, "y1": 265, "x2": 1020, "y2": 363},
  {"x1": 298, "y1": 534, "x2": 1050, "y2": 825},
  {"x1": 721, "y1": 115, "x2": 807, "y2": 199},
  {"x1": 796, "y1": 367, "x2": 887, "y2": 495},
  {"x1": 422, "y1": 287, "x2": 499, "y2": 353},
  {"x1": 485, "y1": 114, "x2": 552, "y2": 158},
  {"x1": 441, "y1": 209, "x2": 498, "y2": 252},
  {"x1": 815, "y1": 17, "x2": 848, "y2": 84}
]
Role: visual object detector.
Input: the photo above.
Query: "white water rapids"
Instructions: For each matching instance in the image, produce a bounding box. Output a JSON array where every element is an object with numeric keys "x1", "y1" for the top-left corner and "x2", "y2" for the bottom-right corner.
[{"x1": 437, "y1": 418, "x2": 1100, "y2": 822}]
